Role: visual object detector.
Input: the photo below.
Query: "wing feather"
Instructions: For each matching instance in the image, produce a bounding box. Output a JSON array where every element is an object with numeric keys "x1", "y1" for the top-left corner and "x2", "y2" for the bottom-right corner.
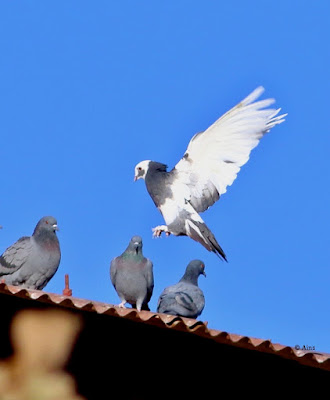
[
  {"x1": 0, "y1": 237, "x2": 33, "y2": 276},
  {"x1": 144, "y1": 258, "x2": 154, "y2": 303},
  {"x1": 110, "y1": 257, "x2": 119, "y2": 287},
  {"x1": 173, "y1": 86, "x2": 286, "y2": 213}
]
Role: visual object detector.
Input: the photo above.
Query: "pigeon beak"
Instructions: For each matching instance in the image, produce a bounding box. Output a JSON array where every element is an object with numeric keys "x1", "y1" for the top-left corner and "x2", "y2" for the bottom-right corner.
[
  {"x1": 52, "y1": 224, "x2": 59, "y2": 231},
  {"x1": 134, "y1": 175, "x2": 138, "y2": 182},
  {"x1": 202, "y1": 271, "x2": 206, "y2": 277}
]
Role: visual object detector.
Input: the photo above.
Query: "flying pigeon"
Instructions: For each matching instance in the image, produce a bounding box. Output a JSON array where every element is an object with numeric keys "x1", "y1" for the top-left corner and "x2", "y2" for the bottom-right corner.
[
  {"x1": 0, "y1": 216, "x2": 61, "y2": 289},
  {"x1": 157, "y1": 259, "x2": 206, "y2": 319},
  {"x1": 134, "y1": 87, "x2": 286, "y2": 260},
  {"x1": 110, "y1": 235, "x2": 154, "y2": 311}
]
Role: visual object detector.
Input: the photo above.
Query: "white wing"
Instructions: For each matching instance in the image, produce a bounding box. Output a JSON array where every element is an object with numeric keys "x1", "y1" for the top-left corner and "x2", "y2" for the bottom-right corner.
[{"x1": 173, "y1": 86, "x2": 286, "y2": 213}]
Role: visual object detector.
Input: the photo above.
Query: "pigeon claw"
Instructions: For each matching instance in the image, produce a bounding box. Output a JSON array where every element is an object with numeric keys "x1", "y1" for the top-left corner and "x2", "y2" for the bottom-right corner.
[
  {"x1": 118, "y1": 301, "x2": 127, "y2": 309},
  {"x1": 152, "y1": 225, "x2": 170, "y2": 238}
]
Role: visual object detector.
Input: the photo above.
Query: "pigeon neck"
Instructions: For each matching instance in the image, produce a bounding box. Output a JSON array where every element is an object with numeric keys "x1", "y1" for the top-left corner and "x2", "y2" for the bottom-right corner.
[
  {"x1": 180, "y1": 271, "x2": 199, "y2": 286},
  {"x1": 34, "y1": 229, "x2": 58, "y2": 247},
  {"x1": 148, "y1": 161, "x2": 168, "y2": 173},
  {"x1": 124, "y1": 246, "x2": 143, "y2": 260}
]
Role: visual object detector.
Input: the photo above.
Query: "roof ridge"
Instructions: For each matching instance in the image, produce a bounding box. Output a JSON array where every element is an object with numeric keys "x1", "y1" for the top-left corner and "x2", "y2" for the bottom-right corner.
[{"x1": 1, "y1": 281, "x2": 329, "y2": 371}]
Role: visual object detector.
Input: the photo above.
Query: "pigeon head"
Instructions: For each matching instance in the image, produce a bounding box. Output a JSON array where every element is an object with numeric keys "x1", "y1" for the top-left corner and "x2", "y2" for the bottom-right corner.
[
  {"x1": 33, "y1": 216, "x2": 59, "y2": 236},
  {"x1": 127, "y1": 235, "x2": 143, "y2": 254},
  {"x1": 180, "y1": 260, "x2": 206, "y2": 285},
  {"x1": 134, "y1": 160, "x2": 151, "y2": 181}
]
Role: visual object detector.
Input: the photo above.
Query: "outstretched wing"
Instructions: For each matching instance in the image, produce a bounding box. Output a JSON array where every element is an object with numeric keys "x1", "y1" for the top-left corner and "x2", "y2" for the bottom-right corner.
[
  {"x1": 0, "y1": 237, "x2": 33, "y2": 276},
  {"x1": 173, "y1": 86, "x2": 286, "y2": 213}
]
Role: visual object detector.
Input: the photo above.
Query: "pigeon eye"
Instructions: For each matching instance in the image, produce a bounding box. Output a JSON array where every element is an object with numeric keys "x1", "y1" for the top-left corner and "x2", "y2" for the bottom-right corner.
[
  {"x1": 45, "y1": 221, "x2": 49, "y2": 224},
  {"x1": 138, "y1": 167, "x2": 142, "y2": 171}
]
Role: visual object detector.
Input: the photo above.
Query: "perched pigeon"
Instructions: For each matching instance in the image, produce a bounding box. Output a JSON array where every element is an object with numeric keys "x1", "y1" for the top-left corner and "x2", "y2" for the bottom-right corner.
[
  {"x1": 134, "y1": 87, "x2": 286, "y2": 260},
  {"x1": 157, "y1": 259, "x2": 206, "y2": 319},
  {"x1": 0, "y1": 216, "x2": 61, "y2": 289},
  {"x1": 110, "y1": 235, "x2": 154, "y2": 311}
]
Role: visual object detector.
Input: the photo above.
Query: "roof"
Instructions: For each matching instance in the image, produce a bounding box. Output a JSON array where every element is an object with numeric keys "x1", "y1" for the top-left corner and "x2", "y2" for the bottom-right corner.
[{"x1": 0, "y1": 278, "x2": 329, "y2": 372}]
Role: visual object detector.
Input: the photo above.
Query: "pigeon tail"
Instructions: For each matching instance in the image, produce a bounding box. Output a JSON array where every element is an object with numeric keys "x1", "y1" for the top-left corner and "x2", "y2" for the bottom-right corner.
[{"x1": 185, "y1": 219, "x2": 227, "y2": 262}]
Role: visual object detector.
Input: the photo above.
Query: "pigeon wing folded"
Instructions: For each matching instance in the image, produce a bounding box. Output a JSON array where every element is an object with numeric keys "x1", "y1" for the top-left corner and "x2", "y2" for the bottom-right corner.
[
  {"x1": 157, "y1": 282, "x2": 205, "y2": 318},
  {"x1": 144, "y1": 258, "x2": 154, "y2": 304},
  {"x1": 0, "y1": 237, "x2": 33, "y2": 276}
]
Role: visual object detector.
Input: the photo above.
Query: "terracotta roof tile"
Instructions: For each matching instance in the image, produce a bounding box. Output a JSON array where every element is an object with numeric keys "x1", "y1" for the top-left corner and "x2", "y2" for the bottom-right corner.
[{"x1": 1, "y1": 281, "x2": 329, "y2": 371}]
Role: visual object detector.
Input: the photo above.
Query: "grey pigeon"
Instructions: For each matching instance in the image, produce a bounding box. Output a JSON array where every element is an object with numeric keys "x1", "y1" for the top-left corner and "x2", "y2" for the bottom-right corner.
[
  {"x1": 134, "y1": 87, "x2": 286, "y2": 260},
  {"x1": 157, "y1": 259, "x2": 206, "y2": 319},
  {"x1": 110, "y1": 235, "x2": 154, "y2": 311},
  {"x1": 0, "y1": 216, "x2": 61, "y2": 289}
]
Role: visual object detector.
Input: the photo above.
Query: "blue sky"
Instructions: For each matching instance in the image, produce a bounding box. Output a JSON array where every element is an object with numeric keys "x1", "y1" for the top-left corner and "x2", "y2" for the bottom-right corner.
[{"x1": 1, "y1": 1, "x2": 329, "y2": 352}]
